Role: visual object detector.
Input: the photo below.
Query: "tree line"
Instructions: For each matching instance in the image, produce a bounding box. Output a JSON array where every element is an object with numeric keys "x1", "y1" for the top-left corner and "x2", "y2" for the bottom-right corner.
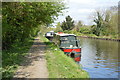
[
  {"x1": 2, "y1": 2, "x2": 65, "y2": 50},
  {"x1": 59, "y1": 6, "x2": 118, "y2": 38}
]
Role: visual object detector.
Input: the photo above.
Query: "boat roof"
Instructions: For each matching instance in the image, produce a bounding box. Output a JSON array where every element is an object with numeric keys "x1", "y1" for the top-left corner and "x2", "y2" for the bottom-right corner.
[
  {"x1": 49, "y1": 31, "x2": 54, "y2": 32},
  {"x1": 55, "y1": 33, "x2": 76, "y2": 36}
]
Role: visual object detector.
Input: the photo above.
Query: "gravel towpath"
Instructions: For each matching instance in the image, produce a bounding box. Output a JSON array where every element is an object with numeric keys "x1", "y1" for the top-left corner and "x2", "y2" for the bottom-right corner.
[{"x1": 14, "y1": 37, "x2": 48, "y2": 78}]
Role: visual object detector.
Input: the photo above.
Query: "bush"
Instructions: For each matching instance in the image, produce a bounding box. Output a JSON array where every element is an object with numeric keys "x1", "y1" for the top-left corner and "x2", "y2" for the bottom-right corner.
[{"x1": 79, "y1": 27, "x2": 91, "y2": 34}]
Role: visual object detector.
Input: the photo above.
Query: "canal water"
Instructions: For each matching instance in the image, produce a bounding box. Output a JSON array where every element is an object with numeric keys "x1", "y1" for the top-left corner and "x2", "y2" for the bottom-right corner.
[{"x1": 78, "y1": 37, "x2": 120, "y2": 78}]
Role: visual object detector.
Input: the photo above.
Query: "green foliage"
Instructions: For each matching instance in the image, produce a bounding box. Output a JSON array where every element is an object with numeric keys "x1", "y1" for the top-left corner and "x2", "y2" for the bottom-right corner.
[
  {"x1": 73, "y1": 20, "x2": 83, "y2": 31},
  {"x1": 58, "y1": 6, "x2": 118, "y2": 40},
  {"x1": 2, "y1": 38, "x2": 34, "y2": 78},
  {"x1": 2, "y1": 2, "x2": 65, "y2": 50},
  {"x1": 93, "y1": 11, "x2": 104, "y2": 36},
  {"x1": 92, "y1": 7, "x2": 118, "y2": 36},
  {"x1": 61, "y1": 15, "x2": 75, "y2": 30},
  {"x1": 55, "y1": 22, "x2": 63, "y2": 32},
  {"x1": 79, "y1": 27, "x2": 91, "y2": 34}
]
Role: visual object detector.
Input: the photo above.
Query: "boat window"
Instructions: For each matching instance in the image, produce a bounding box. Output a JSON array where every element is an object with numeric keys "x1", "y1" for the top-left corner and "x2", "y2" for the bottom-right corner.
[
  {"x1": 60, "y1": 36, "x2": 79, "y2": 48},
  {"x1": 61, "y1": 40, "x2": 69, "y2": 43},
  {"x1": 68, "y1": 36, "x2": 76, "y2": 40},
  {"x1": 60, "y1": 36, "x2": 68, "y2": 40}
]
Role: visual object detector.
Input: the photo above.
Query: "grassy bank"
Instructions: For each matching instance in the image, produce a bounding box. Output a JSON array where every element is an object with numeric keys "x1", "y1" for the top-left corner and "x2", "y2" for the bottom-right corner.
[
  {"x1": 63, "y1": 30, "x2": 120, "y2": 41},
  {"x1": 39, "y1": 34, "x2": 89, "y2": 78},
  {"x1": 2, "y1": 38, "x2": 34, "y2": 78}
]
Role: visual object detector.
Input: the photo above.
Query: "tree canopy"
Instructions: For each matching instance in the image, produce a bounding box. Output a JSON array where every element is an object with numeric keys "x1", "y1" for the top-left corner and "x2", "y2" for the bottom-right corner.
[
  {"x1": 61, "y1": 15, "x2": 75, "y2": 30},
  {"x1": 92, "y1": 7, "x2": 118, "y2": 36},
  {"x1": 2, "y1": 2, "x2": 65, "y2": 49}
]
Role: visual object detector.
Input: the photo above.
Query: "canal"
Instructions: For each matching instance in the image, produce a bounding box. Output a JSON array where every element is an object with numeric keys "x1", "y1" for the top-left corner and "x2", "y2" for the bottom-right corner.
[{"x1": 78, "y1": 37, "x2": 120, "y2": 78}]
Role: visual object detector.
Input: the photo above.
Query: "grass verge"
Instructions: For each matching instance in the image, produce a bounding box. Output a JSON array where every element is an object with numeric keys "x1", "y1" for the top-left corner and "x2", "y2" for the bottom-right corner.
[
  {"x1": 2, "y1": 38, "x2": 34, "y2": 78},
  {"x1": 39, "y1": 34, "x2": 89, "y2": 78},
  {"x1": 63, "y1": 30, "x2": 120, "y2": 40}
]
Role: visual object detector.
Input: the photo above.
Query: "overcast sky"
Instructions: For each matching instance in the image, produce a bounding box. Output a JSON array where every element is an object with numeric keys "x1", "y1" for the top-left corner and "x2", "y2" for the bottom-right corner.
[{"x1": 55, "y1": 0, "x2": 119, "y2": 25}]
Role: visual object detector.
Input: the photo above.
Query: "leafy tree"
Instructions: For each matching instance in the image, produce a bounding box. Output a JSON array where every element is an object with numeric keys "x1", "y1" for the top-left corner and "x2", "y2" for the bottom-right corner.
[
  {"x1": 93, "y1": 11, "x2": 104, "y2": 36},
  {"x1": 55, "y1": 22, "x2": 63, "y2": 32},
  {"x1": 108, "y1": 6, "x2": 118, "y2": 35},
  {"x1": 92, "y1": 6, "x2": 118, "y2": 36},
  {"x1": 73, "y1": 20, "x2": 83, "y2": 31},
  {"x1": 91, "y1": 25, "x2": 97, "y2": 34},
  {"x1": 79, "y1": 26, "x2": 91, "y2": 34},
  {"x1": 2, "y1": 2, "x2": 65, "y2": 49},
  {"x1": 61, "y1": 15, "x2": 75, "y2": 30}
]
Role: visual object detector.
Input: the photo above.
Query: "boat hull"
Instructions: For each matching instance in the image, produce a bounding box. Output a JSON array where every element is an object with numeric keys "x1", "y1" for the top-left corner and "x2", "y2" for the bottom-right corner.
[
  {"x1": 45, "y1": 36, "x2": 53, "y2": 41},
  {"x1": 61, "y1": 48, "x2": 81, "y2": 62}
]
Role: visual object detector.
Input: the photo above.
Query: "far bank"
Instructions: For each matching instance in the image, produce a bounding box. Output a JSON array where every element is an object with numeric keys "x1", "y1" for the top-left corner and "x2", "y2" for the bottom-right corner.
[{"x1": 62, "y1": 30, "x2": 120, "y2": 42}]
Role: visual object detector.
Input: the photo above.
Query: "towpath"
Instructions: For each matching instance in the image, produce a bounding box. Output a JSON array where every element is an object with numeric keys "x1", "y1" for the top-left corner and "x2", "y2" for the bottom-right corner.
[{"x1": 14, "y1": 37, "x2": 48, "y2": 78}]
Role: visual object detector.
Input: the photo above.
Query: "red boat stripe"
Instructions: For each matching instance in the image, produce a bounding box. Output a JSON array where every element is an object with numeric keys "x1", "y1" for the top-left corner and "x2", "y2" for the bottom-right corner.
[
  {"x1": 74, "y1": 57, "x2": 81, "y2": 62},
  {"x1": 63, "y1": 48, "x2": 81, "y2": 52}
]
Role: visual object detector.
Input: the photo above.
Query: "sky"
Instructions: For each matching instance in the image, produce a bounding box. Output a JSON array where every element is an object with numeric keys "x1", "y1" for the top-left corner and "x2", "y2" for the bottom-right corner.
[{"x1": 54, "y1": 0, "x2": 119, "y2": 26}]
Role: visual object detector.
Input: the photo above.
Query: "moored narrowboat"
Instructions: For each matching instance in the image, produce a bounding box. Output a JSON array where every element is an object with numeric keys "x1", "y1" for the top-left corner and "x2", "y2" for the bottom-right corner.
[
  {"x1": 53, "y1": 32, "x2": 81, "y2": 62},
  {"x1": 45, "y1": 31, "x2": 54, "y2": 41}
]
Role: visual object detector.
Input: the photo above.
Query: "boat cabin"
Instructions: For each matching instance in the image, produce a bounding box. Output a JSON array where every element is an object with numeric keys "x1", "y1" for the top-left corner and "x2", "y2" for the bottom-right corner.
[
  {"x1": 45, "y1": 31, "x2": 54, "y2": 40},
  {"x1": 53, "y1": 33, "x2": 81, "y2": 62}
]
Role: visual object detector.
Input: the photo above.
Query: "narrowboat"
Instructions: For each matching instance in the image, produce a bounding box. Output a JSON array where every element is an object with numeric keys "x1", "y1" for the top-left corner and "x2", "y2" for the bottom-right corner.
[
  {"x1": 45, "y1": 31, "x2": 54, "y2": 41},
  {"x1": 53, "y1": 33, "x2": 81, "y2": 62}
]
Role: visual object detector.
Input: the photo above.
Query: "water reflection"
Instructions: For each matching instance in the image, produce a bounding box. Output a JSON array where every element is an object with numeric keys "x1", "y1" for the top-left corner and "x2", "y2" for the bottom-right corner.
[{"x1": 78, "y1": 38, "x2": 119, "y2": 78}]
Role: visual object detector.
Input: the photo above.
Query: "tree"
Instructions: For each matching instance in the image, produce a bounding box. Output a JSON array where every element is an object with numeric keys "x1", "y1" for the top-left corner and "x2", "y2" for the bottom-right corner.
[
  {"x1": 92, "y1": 6, "x2": 118, "y2": 36},
  {"x1": 93, "y1": 11, "x2": 104, "y2": 36},
  {"x1": 2, "y1": 2, "x2": 65, "y2": 49},
  {"x1": 79, "y1": 27, "x2": 91, "y2": 34},
  {"x1": 61, "y1": 15, "x2": 75, "y2": 30},
  {"x1": 55, "y1": 22, "x2": 63, "y2": 32},
  {"x1": 108, "y1": 6, "x2": 118, "y2": 35},
  {"x1": 73, "y1": 20, "x2": 83, "y2": 31}
]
